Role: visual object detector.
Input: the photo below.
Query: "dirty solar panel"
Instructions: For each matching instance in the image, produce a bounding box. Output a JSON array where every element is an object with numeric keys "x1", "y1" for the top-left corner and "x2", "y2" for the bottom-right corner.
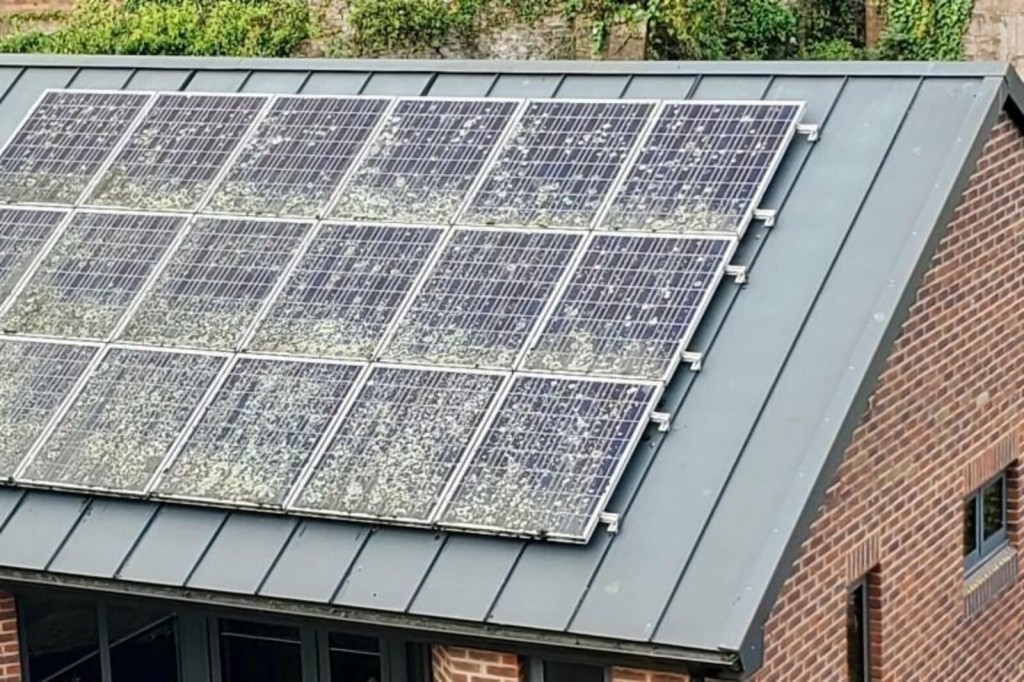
[
  {"x1": 439, "y1": 375, "x2": 658, "y2": 541},
  {"x1": 250, "y1": 223, "x2": 443, "y2": 359},
  {"x1": 206, "y1": 96, "x2": 390, "y2": 218},
  {"x1": 332, "y1": 98, "x2": 519, "y2": 225},
  {"x1": 21, "y1": 348, "x2": 224, "y2": 493},
  {"x1": 0, "y1": 208, "x2": 67, "y2": 306},
  {"x1": 0, "y1": 341, "x2": 96, "y2": 477},
  {"x1": 524, "y1": 235, "x2": 734, "y2": 381},
  {"x1": 88, "y1": 93, "x2": 267, "y2": 212},
  {"x1": 155, "y1": 358, "x2": 361, "y2": 507},
  {"x1": 0, "y1": 91, "x2": 149, "y2": 206},
  {"x1": 293, "y1": 367, "x2": 503, "y2": 522},
  {"x1": 122, "y1": 217, "x2": 311, "y2": 350},
  {"x1": 383, "y1": 229, "x2": 582, "y2": 370},
  {"x1": 460, "y1": 101, "x2": 654, "y2": 229},
  {"x1": 1, "y1": 211, "x2": 185, "y2": 340},
  {"x1": 601, "y1": 102, "x2": 802, "y2": 234}
]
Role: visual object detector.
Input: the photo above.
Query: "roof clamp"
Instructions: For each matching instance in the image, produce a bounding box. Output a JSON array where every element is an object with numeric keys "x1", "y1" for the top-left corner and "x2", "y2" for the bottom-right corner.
[
  {"x1": 681, "y1": 351, "x2": 703, "y2": 371},
  {"x1": 752, "y1": 208, "x2": 776, "y2": 227},
  {"x1": 796, "y1": 122, "x2": 820, "y2": 142},
  {"x1": 599, "y1": 511, "x2": 621, "y2": 535},
  {"x1": 725, "y1": 264, "x2": 748, "y2": 284},
  {"x1": 650, "y1": 411, "x2": 671, "y2": 432}
]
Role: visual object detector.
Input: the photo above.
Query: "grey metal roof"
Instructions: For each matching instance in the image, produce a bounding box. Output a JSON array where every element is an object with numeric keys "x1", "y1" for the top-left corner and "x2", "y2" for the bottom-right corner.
[{"x1": 0, "y1": 55, "x2": 1018, "y2": 675}]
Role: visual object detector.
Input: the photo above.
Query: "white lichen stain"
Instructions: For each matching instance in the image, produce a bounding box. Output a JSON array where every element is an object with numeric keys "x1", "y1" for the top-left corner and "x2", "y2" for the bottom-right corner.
[
  {"x1": 603, "y1": 197, "x2": 740, "y2": 233},
  {"x1": 385, "y1": 323, "x2": 519, "y2": 369},
  {"x1": 298, "y1": 370, "x2": 499, "y2": 521},
  {"x1": 206, "y1": 179, "x2": 329, "y2": 218},
  {"x1": 25, "y1": 351, "x2": 220, "y2": 491},
  {"x1": 333, "y1": 183, "x2": 465, "y2": 225},
  {"x1": 443, "y1": 379, "x2": 649, "y2": 537},
  {"x1": 124, "y1": 305, "x2": 255, "y2": 350},
  {"x1": 526, "y1": 332, "x2": 668, "y2": 380},
  {"x1": 89, "y1": 171, "x2": 207, "y2": 212},
  {"x1": 157, "y1": 361, "x2": 355, "y2": 506}
]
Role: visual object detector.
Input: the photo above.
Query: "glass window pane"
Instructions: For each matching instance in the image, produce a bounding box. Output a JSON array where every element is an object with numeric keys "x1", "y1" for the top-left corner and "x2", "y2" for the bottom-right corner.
[
  {"x1": 328, "y1": 632, "x2": 381, "y2": 682},
  {"x1": 543, "y1": 661, "x2": 604, "y2": 682},
  {"x1": 982, "y1": 477, "x2": 1005, "y2": 541},
  {"x1": 19, "y1": 593, "x2": 101, "y2": 682},
  {"x1": 846, "y1": 584, "x2": 868, "y2": 682},
  {"x1": 220, "y1": 619, "x2": 302, "y2": 682},
  {"x1": 964, "y1": 496, "x2": 978, "y2": 557},
  {"x1": 108, "y1": 604, "x2": 179, "y2": 682}
]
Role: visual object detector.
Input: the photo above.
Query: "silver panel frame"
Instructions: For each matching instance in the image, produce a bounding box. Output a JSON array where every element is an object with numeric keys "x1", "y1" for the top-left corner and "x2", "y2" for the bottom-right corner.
[{"x1": 0, "y1": 205, "x2": 73, "y2": 315}]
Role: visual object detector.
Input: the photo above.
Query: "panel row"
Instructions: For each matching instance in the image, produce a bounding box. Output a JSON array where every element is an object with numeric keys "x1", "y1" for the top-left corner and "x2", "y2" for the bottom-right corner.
[
  {"x1": 0, "y1": 209, "x2": 735, "y2": 381},
  {"x1": 0, "y1": 341, "x2": 660, "y2": 542},
  {"x1": 0, "y1": 90, "x2": 803, "y2": 235}
]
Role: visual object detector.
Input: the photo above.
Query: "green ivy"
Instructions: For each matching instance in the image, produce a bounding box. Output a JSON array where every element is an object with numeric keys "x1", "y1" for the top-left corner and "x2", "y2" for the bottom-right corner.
[
  {"x1": 0, "y1": 0, "x2": 310, "y2": 57},
  {"x1": 878, "y1": 0, "x2": 974, "y2": 60}
]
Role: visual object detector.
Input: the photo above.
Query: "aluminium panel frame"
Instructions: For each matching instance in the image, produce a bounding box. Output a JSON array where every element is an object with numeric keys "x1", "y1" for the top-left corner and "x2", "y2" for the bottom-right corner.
[
  {"x1": 433, "y1": 371, "x2": 665, "y2": 544},
  {"x1": 0, "y1": 88, "x2": 157, "y2": 210},
  {"x1": 197, "y1": 93, "x2": 397, "y2": 221},
  {"x1": 0, "y1": 205, "x2": 73, "y2": 317},
  {"x1": 284, "y1": 362, "x2": 510, "y2": 526},
  {"x1": 452, "y1": 97, "x2": 662, "y2": 231},
  {"x1": 520, "y1": 231, "x2": 740, "y2": 384},
  {"x1": 377, "y1": 224, "x2": 588, "y2": 372},
  {"x1": 593, "y1": 99, "x2": 807, "y2": 239},
  {"x1": 146, "y1": 354, "x2": 370, "y2": 508}
]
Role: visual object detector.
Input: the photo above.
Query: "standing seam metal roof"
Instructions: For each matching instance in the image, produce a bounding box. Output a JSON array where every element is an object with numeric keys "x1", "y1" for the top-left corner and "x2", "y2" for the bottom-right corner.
[{"x1": 0, "y1": 55, "x2": 1019, "y2": 675}]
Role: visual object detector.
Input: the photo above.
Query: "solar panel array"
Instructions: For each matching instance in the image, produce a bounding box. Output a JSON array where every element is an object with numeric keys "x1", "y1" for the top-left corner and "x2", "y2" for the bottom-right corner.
[{"x1": 0, "y1": 89, "x2": 804, "y2": 542}]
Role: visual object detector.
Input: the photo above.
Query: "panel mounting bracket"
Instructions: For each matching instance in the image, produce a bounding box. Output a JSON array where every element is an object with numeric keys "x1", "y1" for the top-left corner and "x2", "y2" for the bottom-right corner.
[
  {"x1": 650, "y1": 411, "x2": 671, "y2": 432},
  {"x1": 681, "y1": 351, "x2": 703, "y2": 371},
  {"x1": 725, "y1": 264, "x2": 748, "y2": 284},
  {"x1": 752, "y1": 208, "x2": 776, "y2": 227},
  {"x1": 599, "y1": 511, "x2": 620, "y2": 535},
  {"x1": 796, "y1": 122, "x2": 820, "y2": 141}
]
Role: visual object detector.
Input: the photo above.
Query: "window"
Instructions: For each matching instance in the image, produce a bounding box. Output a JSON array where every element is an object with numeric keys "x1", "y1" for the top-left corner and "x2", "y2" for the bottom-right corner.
[
  {"x1": 541, "y1": 661, "x2": 604, "y2": 682},
  {"x1": 107, "y1": 604, "x2": 179, "y2": 682},
  {"x1": 964, "y1": 473, "x2": 1008, "y2": 569},
  {"x1": 327, "y1": 632, "x2": 381, "y2": 682},
  {"x1": 846, "y1": 581, "x2": 870, "y2": 682},
  {"x1": 219, "y1": 620, "x2": 302, "y2": 682}
]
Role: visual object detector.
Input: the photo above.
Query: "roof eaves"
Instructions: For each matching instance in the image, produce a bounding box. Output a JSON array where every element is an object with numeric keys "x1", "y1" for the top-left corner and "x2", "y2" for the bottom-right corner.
[{"x1": 729, "y1": 74, "x2": 1008, "y2": 674}]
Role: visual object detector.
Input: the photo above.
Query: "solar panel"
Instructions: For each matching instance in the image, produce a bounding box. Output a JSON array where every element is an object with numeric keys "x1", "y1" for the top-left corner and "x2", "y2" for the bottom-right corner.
[
  {"x1": 292, "y1": 366, "x2": 503, "y2": 523},
  {"x1": 332, "y1": 98, "x2": 519, "y2": 225},
  {"x1": 20, "y1": 348, "x2": 224, "y2": 493},
  {"x1": 250, "y1": 223, "x2": 443, "y2": 359},
  {"x1": 0, "y1": 91, "x2": 149, "y2": 206},
  {"x1": 600, "y1": 101, "x2": 803, "y2": 234},
  {"x1": 460, "y1": 100, "x2": 655, "y2": 229},
  {"x1": 523, "y1": 234, "x2": 734, "y2": 381},
  {"x1": 0, "y1": 340, "x2": 96, "y2": 478},
  {"x1": 206, "y1": 96, "x2": 390, "y2": 218},
  {"x1": 121, "y1": 217, "x2": 311, "y2": 350},
  {"x1": 382, "y1": 229, "x2": 582, "y2": 369},
  {"x1": 1, "y1": 211, "x2": 185, "y2": 340},
  {"x1": 153, "y1": 357, "x2": 362, "y2": 507},
  {"x1": 0, "y1": 208, "x2": 67, "y2": 307},
  {"x1": 438, "y1": 375, "x2": 659, "y2": 541},
  {"x1": 88, "y1": 93, "x2": 267, "y2": 212}
]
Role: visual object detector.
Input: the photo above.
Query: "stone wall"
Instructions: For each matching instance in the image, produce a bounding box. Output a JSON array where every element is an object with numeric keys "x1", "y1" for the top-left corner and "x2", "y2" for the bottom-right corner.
[{"x1": 965, "y1": 0, "x2": 1024, "y2": 73}]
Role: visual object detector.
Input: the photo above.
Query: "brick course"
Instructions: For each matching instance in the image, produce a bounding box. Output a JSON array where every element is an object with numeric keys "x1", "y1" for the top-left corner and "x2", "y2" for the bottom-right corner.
[
  {"x1": 751, "y1": 112, "x2": 1024, "y2": 680},
  {"x1": 0, "y1": 592, "x2": 19, "y2": 682},
  {"x1": 431, "y1": 646, "x2": 523, "y2": 682}
]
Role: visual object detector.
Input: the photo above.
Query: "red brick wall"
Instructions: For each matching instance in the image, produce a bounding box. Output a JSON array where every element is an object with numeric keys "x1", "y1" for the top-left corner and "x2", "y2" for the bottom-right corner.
[
  {"x1": 751, "y1": 112, "x2": 1024, "y2": 679},
  {"x1": 0, "y1": 592, "x2": 20, "y2": 682},
  {"x1": 432, "y1": 647, "x2": 523, "y2": 682},
  {"x1": 610, "y1": 667, "x2": 688, "y2": 682}
]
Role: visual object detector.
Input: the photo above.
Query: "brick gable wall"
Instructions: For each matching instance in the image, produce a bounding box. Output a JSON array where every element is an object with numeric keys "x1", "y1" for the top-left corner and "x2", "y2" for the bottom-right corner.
[
  {"x1": 751, "y1": 112, "x2": 1024, "y2": 680},
  {"x1": 0, "y1": 592, "x2": 20, "y2": 682}
]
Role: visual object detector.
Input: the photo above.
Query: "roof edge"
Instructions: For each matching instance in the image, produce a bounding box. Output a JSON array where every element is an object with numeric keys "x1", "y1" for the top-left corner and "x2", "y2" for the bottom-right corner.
[
  {"x1": 0, "y1": 569, "x2": 742, "y2": 675},
  {"x1": 0, "y1": 54, "x2": 1015, "y2": 78},
  {"x1": 729, "y1": 74, "x2": 1009, "y2": 673}
]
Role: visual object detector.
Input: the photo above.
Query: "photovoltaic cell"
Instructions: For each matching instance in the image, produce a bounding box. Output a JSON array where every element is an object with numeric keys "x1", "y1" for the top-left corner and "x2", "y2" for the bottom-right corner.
[
  {"x1": 460, "y1": 101, "x2": 654, "y2": 228},
  {"x1": 88, "y1": 93, "x2": 267, "y2": 212},
  {"x1": 122, "y1": 217, "x2": 311, "y2": 350},
  {"x1": 0, "y1": 340, "x2": 95, "y2": 477},
  {"x1": 0, "y1": 91, "x2": 149, "y2": 206},
  {"x1": 1, "y1": 211, "x2": 184, "y2": 340},
  {"x1": 293, "y1": 367, "x2": 503, "y2": 522},
  {"x1": 250, "y1": 223, "x2": 443, "y2": 359},
  {"x1": 439, "y1": 375, "x2": 658, "y2": 541},
  {"x1": 601, "y1": 102, "x2": 802, "y2": 233},
  {"x1": 0, "y1": 208, "x2": 67, "y2": 305},
  {"x1": 332, "y1": 98, "x2": 519, "y2": 225},
  {"x1": 206, "y1": 96, "x2": 390, "y2": 218},
  {"x1": 524, "y1": 234, "x2": 734, "y2": 381},
  {"x1": 154, "y1": 358, "x2": 361, "y2": 507},
  {"x1": 383, "y1": 229, "x2": 582, "y2": 370},
  {"x1": 21, "y1": 348, "x2": 223, "y2": 493}
]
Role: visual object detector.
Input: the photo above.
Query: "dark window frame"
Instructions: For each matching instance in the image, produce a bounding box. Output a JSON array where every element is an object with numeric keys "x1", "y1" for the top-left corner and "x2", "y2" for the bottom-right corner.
[
  {"x1": 964, "y1": 472, "x2": 1009, "y2": 571},
  {"x1": 846, "y1": 579, "x2": 870, "y2": 682}
]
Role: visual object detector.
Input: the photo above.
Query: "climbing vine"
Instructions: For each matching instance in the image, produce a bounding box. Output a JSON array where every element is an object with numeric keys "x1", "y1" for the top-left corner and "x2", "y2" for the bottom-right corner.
[{"x1": 878, "y1": 0, "x2": 975, "y2": 60}]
